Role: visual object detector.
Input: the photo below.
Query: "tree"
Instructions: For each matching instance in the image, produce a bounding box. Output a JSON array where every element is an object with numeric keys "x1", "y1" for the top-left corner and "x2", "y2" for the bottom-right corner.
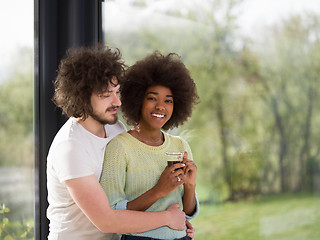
[
  {"x1": 105, "y1": 0, "x2": 320, "y2": 200},
  {"x1": 255, "y1": 13, "x2": 320, "y2": 192}
]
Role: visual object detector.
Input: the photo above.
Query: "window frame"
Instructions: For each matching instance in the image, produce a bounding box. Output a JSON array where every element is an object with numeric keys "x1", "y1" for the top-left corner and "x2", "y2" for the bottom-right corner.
[{"x1": 34, "y1": 0, "x2": 103, "y2": 238}]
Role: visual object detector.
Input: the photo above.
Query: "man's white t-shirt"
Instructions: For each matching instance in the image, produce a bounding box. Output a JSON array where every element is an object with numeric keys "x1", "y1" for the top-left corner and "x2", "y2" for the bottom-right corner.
[{"x1": 47, "y1": 118, "x2": 126, "y2": 240}]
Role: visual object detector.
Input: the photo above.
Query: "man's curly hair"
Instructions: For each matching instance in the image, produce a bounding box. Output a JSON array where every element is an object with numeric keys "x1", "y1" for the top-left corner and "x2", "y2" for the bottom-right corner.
[
  {"x1": 52, "y1": 45, "x2": 125, "y2": 120},
  {"x1": 121, "y1": 51, "x2": 199, "y2": 130}
]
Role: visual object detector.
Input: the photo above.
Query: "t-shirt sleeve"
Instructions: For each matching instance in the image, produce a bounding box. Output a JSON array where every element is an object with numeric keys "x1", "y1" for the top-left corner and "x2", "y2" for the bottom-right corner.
[
  {"x1": 52, "y1": 140, "x2": 94, "y2": 182},
  {"x1": 100, "y1": 138, "x2": 127, "y2": 209}
]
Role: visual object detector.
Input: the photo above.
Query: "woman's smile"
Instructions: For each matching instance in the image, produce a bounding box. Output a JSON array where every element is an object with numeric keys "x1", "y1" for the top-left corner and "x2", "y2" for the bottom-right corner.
[{"x1": 151, "y1": 113, "x2": 165, "y2": 119}]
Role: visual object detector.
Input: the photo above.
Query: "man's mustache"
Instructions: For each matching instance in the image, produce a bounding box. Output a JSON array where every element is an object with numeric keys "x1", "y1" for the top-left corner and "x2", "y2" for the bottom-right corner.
[{"x1": 106, "y1": 106, "x2": 119, "y2": 112}]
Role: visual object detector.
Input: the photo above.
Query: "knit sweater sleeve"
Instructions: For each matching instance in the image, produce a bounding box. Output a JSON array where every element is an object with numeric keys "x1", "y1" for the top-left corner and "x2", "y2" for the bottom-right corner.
[
  {"x1": 100, "y1": 136, "x2": 128, "y2": 210},
  {"x1": 180, "y1": 136, "x2": 200, "y2": 220}
]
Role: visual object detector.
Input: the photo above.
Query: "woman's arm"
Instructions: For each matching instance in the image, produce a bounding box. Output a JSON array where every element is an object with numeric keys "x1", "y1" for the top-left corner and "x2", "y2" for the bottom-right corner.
[
  {"x1": 181, "y1": 152, "x2": 197, "y2": 216},
  {"x1": 126, "y1": 163, "x2": 185, "y2": 211},
  {"x1": 182, "y1": 183, "x2": 197, "y2": 216},
  {"x1": 65, "y1": 174, "x2": 186, "y2": 233}
]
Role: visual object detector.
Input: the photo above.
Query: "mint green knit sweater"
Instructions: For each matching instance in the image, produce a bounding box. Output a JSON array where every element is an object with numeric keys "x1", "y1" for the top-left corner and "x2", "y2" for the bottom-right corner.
[{"x1": 100, "y1": 131, "x2": 199, "y2": 239}]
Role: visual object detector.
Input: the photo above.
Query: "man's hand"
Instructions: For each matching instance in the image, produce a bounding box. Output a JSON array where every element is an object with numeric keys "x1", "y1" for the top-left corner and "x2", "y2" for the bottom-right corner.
[{"x1": 166, "y1": 203, "x2": 186, "y2": 230}]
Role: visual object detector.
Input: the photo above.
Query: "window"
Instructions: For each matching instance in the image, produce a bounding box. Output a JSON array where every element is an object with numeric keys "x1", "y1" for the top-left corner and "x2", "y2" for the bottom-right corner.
[
  {"x1": 0, "y1": 0, "x2": 34, "y2": 239},
  {"x1": 103, "y1": 0, "x2": 320, "y2": 239}
]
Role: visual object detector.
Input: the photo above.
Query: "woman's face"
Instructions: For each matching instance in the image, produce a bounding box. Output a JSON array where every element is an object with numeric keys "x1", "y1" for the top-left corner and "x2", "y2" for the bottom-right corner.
[{"x1": 139, "y1": 85, "x2": 174, "y2": 130}]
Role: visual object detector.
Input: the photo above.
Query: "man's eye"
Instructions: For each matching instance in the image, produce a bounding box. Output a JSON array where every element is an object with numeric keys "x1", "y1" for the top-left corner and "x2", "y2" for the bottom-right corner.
[{"x1": 98, "y1": 94, "x2": 110, "y2": 98}]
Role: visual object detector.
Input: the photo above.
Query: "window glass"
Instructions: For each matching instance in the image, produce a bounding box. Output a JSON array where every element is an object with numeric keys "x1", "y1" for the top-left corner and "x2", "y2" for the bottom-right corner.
[
  {"x1": 103, "y1": 0, "x2": 320, "y2": 239},
  {"x1": 0, "y1": 0, "x2": 34, "y2": 239}
]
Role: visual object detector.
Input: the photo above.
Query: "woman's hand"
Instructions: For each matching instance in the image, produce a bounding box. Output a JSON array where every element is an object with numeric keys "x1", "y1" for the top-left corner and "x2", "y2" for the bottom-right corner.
[
  {"x1": 181, "y1": 151, "x2": 197, "y2": 186},
  {"x1": 153, "y1": 163, "x2": 185, "y2": 198}
]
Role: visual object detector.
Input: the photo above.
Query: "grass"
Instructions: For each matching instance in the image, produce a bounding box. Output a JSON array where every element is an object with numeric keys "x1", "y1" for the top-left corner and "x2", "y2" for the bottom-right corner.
[{"x1": 191, "y1": 192, "x2": 320, "y2": 240}]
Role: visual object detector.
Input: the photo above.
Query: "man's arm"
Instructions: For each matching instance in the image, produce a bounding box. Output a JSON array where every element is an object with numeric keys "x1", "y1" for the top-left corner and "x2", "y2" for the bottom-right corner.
[{"x1": 65, "y1": 174, "x2": 186, "y2": 233}]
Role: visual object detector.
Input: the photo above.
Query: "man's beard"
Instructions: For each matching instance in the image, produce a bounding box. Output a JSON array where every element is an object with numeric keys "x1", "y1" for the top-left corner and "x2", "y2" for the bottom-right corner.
[{"x1": 90, "y1": 107, "x2": 118, "y2": 125}]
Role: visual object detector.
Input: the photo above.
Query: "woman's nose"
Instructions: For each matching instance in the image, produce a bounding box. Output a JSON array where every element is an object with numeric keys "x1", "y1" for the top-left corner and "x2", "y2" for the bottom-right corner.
[{"x1": 155, "y1": 103, "x2": 164, "y2": 110}]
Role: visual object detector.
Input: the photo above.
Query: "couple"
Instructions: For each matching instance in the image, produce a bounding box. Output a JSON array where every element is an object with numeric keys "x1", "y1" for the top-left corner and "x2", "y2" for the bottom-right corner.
[{"x1": 47, "y1": 45, "x2": 200, "y2": 240}]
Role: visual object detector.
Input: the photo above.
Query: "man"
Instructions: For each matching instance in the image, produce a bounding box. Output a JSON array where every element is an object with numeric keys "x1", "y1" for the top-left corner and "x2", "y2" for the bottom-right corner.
[{"x1": 46, "y1": 45, "x2": 187, "y2": 240}]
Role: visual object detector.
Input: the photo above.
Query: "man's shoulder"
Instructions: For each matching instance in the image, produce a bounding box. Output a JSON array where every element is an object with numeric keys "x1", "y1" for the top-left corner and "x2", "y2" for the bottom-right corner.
[
  {"x1": 51, "y1": 119, "x2": 73, "y2": 141},
  {"x1": 49, "y1": 118, "x2": 89, "y2": 152},
  {"x1": 105, "y1": 120, "x2": 127, "y2": 139}
]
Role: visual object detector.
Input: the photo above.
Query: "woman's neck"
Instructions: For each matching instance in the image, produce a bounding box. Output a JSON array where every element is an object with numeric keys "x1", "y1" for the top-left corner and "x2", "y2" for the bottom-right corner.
[{"x1": 130, "y1": 125, "x2": 163, "y2": 146}]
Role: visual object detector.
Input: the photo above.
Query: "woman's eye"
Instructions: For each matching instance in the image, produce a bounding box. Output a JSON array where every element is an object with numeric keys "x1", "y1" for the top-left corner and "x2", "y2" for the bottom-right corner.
[{"x1": 165, "y1": 99, "x2": 173, "y2": 104}]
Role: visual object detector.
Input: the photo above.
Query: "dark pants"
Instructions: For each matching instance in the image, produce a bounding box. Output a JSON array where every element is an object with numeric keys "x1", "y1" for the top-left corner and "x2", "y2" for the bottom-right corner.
[{"x1": 121, "y1": 235, "x2": 191, "y2": 240}]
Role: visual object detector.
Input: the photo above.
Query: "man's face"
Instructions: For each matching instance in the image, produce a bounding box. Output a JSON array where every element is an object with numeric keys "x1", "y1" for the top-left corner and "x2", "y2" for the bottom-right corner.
[{"x1": 90, "y1": 80, "x2": 121, "y2": 125}]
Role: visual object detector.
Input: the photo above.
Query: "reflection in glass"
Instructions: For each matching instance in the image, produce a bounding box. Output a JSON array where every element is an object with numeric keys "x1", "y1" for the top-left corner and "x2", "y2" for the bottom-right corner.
[
  {"x1": 0, "y1": 0, "x2": 34, "y2": 239},
  {"x1": 103, "y1": 0, "x2": 320, "y2": 239}
]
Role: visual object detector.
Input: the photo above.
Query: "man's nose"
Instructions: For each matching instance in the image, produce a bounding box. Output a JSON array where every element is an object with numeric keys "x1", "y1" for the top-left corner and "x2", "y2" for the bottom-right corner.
[{"x1": 112, "y1": 93, "x2": 121, "y2": 107}]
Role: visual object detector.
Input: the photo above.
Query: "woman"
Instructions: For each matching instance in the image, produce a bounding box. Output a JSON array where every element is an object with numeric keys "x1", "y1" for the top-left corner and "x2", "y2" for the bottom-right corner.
[{"x1": 100, "y1": 51, "x2": 200, "y2": 240}]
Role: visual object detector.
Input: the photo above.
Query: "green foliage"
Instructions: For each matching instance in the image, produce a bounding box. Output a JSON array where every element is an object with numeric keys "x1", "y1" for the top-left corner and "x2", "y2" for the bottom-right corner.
[
  {"x1": 0, "y1": 203, "x2": 34, "y2": 240},
  {"x1": 0, "y1": 48, "x2": 33, "y2": 167}
]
